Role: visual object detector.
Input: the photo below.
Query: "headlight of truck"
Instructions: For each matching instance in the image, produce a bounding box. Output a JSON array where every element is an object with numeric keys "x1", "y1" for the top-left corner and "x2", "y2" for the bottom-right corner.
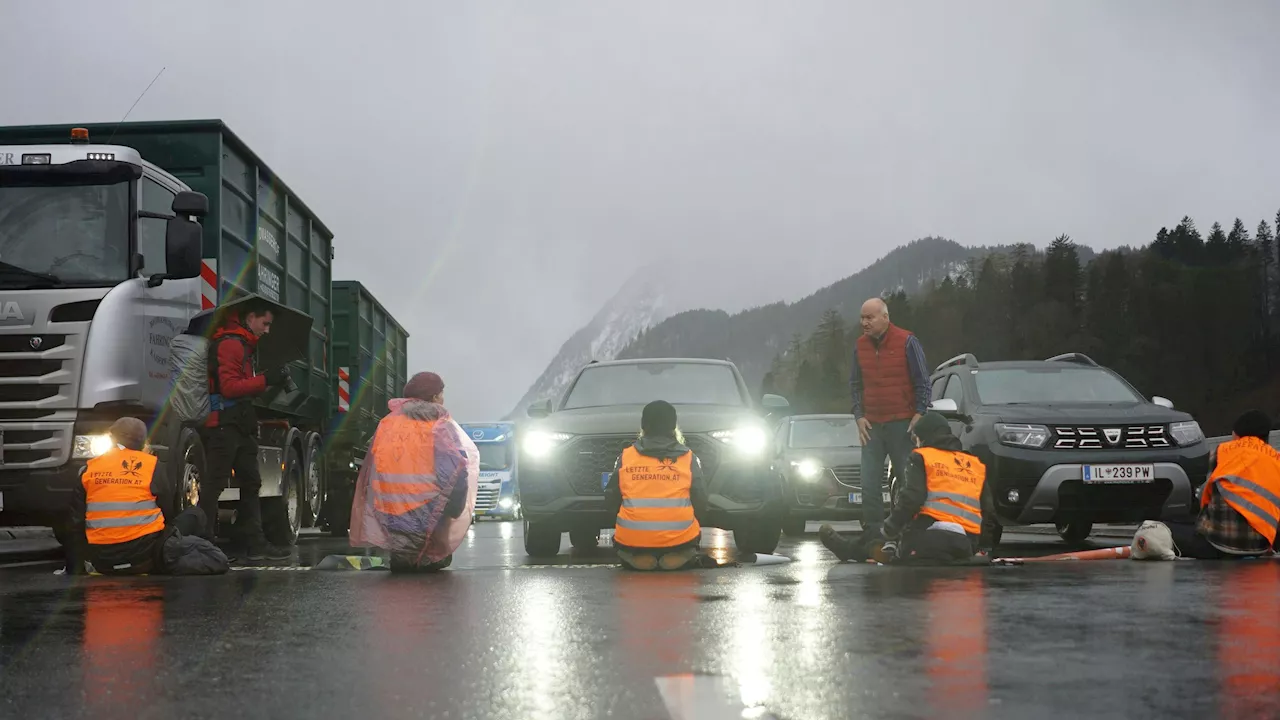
[
  {"x1": 711, "y1": 425, "x2": 768, "y2": 457},
  {"x1": 523, "y1": 431, "x2": 572, "y2": 459},
  {"x1": 1170, "y1": 421, "x2": 1204, "y2": 447},
  {"x1": 994, "y1": 423, "x2": 1050, "y2": 449},
  {"x1": 73, "y1": 434, "x2": 115, "y2": 459},
  {"x1": 791, "y1": 459, "x2": 823, "y2": 480}
]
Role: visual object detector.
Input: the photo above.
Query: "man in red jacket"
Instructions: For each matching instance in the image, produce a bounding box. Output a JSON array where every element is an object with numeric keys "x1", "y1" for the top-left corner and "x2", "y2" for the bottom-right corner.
[
  {"x1": 200, "y1": 300, "x2": 292, "y2": 560},
  {"x1": 848, "y1": 297, "x2": 930, "y2": 537}
]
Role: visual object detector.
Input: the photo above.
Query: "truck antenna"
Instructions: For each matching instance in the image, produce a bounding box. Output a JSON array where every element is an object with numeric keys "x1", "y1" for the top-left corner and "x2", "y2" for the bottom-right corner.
[{"x1": 107, "y1": 66, "x2": 166, "y2": 144}]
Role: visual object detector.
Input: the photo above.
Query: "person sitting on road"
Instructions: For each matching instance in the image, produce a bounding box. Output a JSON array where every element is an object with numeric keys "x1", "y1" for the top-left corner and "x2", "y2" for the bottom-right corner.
[
  {"x1": 66, "y1": 418, "x2": 215, "y2": 575},
  {"x1": 1166, "y1": 409, "x2": 1279, "y2": 559},
  {"x1": 819, "y1": 411, "x2": 994, "y2": 564},
  {"x1": 605, "y1": 400, "x2": 709, "y2": 571},
  {"x1": 348, "y1": 372, "x2": 479, "y2": 573}
]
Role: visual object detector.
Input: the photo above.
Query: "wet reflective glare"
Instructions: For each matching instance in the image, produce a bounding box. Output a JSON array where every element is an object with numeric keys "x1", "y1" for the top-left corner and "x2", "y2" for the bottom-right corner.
[{"x1": 1, "y1": 524, "x2": 1278, "y2": 719}]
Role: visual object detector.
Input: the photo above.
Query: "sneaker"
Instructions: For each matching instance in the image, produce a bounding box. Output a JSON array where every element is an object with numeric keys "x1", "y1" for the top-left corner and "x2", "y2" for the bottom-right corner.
[{"x1": 246, "y1": 543, "x2": 293, "y2": 561}]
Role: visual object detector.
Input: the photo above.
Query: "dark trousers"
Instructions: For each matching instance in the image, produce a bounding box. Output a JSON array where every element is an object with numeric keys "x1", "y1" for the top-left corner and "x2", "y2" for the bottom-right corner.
[
  {"x1": 859, "y1": 418, "x2": 914, "y2": 531},
  {"x1": 200, "y1": 425, "x2": 265, "y2": 546},
  {"x1": 82, "y1": 506, "x2": 207, "y2": 575},
  {"x1": 1166, "y1": 520, "x2": 1246, "y2": 560}
]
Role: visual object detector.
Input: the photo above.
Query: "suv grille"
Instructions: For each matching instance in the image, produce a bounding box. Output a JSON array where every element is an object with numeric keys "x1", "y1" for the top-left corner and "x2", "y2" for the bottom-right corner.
[
  {"x1": 831, "y1": 459, "x2": 891, "y2": 489},
  {"x1": 1052, "y1": 425, "x2": 1172, "y2": 450},
  {"x1": 563, "y1": 434, "x2": 722, "y2": 496}
]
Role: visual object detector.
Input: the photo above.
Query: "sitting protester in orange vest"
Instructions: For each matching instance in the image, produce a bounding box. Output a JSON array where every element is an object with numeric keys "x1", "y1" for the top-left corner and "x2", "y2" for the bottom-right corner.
[
  {"x1": 66, "y1": 418, "x2": 214, "y2": 575},
  {"x1": 820, "y1": 411, "x2": 993, "y2": 564},
  {"x1": 1166, "y1": 409, "x2": 1279, "y2": 559},
  {"x1": 348, "y1": 372, "x2": 478, "y2": 573},
  {"x1": 605, "y1": 401, "x2": 708, "y2": 571}
]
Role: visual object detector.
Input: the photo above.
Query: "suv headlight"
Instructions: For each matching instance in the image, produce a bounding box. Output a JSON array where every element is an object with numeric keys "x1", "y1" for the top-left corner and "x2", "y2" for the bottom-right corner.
[
  {"x1": 523, "y1": 431, "x2": 572, "y2": 459},
  {"x1": 1170, "y1": 421, "x2": 1204, "y2": 447},
  {"x1": 994, "y1": 423, "x2": 1050, "y2": 449},
  {"x1": 73, "y1": 434, "x2": 115, "y2": 459},
  {"x1": 711, "y1": 426, "x2": 768, "y2": 457},
  {"x1": 791, "y1": 459, "x2": 823, "y2": 480}
]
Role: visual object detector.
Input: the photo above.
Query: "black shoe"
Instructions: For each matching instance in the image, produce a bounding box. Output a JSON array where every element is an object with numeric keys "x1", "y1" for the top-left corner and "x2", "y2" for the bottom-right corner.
[
  {"x1": 819, "y1": 524, "x2": 858, "y2": 562},
  {"x1": 246, "y1": 543, "x2": 293, "y2": 561}
]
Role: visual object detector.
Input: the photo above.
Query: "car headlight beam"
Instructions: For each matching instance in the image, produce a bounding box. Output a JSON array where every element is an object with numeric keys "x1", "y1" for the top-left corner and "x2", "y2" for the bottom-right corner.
[
  {"x1": 711, "y1": 425, "x2": 768, "y2": 457},
  {"x1": 73, "y1": 434, "x2": 115, "y2": 459},
  {"x1": 523, "y1": 431, "x2": 572, "y2": 459},
  {"x1": 791, "y1": 459, "x2": 823, "y2": 480}
]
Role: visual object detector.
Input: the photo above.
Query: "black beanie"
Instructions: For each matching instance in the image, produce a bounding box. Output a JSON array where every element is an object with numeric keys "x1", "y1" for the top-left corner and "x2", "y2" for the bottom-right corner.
[
  {"x1": 641, "y1": 400, "x2": 678, "y2": 437},
  {"x1": 1233, "y1": 409, "x2": 1272, "y2": 441},
  {"x1": 912, "y1": 411, "x2": 952, "y2": 443}
]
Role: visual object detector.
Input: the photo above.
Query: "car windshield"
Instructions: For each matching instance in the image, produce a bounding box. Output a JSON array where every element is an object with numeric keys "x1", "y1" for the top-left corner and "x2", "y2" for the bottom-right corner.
[
  {"x1": 789, "y1": 418, "x2": 861, "y2": 449},
  {"x1": 562, "y1": 362, "x2": 746, "y2": 409},
  {"x1": 973, "y1": 367, "x2": 1143, "y2": 404},
  {"x1": 0, "y1": 181, "x2": 131, "y2": 287},
  {"x1": 477, "y1": 442, "x2": 510, "y2": 471}
]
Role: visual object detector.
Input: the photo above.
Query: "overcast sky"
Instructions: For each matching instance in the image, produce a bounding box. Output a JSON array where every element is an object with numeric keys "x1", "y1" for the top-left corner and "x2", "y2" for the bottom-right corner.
[{"x1": 4, "y1": 1, "x2": 1279, "y2": 419}]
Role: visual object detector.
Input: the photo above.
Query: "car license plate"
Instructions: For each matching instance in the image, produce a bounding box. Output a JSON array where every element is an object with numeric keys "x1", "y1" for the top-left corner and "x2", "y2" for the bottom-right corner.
[
  {"x1": 601, "y1": 472, "x2": 611, "y2": 489},
  {"x1": 1083, "y1": 464, "x2": 1155, "y2": 483},
  {"x1": 848, "y1": 492, "x2": 861, "y2": 504},
  {"x1": 0, "y1": 491, "x2": 3, "y2": 512}
]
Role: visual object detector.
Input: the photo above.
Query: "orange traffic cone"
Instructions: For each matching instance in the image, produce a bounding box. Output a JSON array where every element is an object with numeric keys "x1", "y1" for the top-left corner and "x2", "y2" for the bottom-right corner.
[{"x1": 1015, "y1": 546, "x2": 1132, "y2": 563}]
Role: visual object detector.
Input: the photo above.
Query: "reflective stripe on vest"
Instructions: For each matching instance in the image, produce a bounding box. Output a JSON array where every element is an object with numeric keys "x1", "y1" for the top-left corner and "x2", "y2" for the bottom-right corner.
[
  {"x1": 614, "y1": 446, "x2": 701, "y2": 549},
  {"x1": 82, "y1": 449, "x2": 165, "y2": 545},
  {"x1": 914, "y1": 447, "x2": 986, "y2": 535},
  {"x1": 369, "y1": 413, "x2": 441, "y2": 516},
  {"x1": 1204, "y1": 437, "x2": 1280, "y2": 545}
]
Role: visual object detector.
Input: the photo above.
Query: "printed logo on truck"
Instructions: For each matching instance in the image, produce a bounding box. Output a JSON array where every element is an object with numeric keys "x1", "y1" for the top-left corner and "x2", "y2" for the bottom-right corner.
[{"x1": 0, "y1": 300, "x2": 29, "y2": 323}]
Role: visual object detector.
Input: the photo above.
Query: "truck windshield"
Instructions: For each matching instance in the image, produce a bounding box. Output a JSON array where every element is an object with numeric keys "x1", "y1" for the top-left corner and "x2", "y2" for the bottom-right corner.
[
  {"x1": 974, "y1": 367, "x2": 1144, "y2": 404},
  {"x1": 0, "y1": 181, "x2": 131, "y2": 288},
  {"x1": 789, "y1": 418, "x2": 861, "y2": 449},
  {"x1": 563, "y1": 363, "x2": 746, "y2": 409},
  {"x1": 478, "y1": 443, "x2": 511, "y2": 471}
]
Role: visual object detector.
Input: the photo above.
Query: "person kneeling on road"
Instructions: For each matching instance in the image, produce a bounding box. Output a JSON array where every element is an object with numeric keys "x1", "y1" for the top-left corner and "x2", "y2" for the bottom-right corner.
[
  {"x1": 606, "y1": 400, "x2": 709, "y2": 571},
  {"x1": 66, "y1": 418, "x2": 226, "y2": 575},
  {"x1": 348, "y1": 372, "x2": 478, "y2": 573},
  {"x1": 1165, "y1": 409, "x2": 1279, "y2": 559},
  {"x1": 819, "y1": 411, "x2": 994, "y2": 564}
]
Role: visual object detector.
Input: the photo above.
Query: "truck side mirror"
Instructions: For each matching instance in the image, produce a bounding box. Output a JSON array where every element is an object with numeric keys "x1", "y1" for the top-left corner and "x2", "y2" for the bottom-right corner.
[
  {"x1": 164, "y1": 216, "x2": 203, "y2": 280},
  {"x1": 172, "y1": 191, "x2": 209, "y2": 218},
  {"x1": 526, "y1": 399, "x2": 553, "y2": 419}
]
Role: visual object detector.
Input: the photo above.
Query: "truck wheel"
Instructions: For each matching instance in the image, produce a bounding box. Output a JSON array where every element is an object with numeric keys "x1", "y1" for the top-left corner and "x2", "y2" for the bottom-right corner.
[
  {"x1": 523, "y1": 520, "x2": 562, "y2": 557},
  {"x1": 569, "y1": 527, "x2": 599, "y2": 549},
  {"x1": 1056, "y1": 520, "x2": 1093, "y2": 545},
  {"x1": 301, "y1": 433, "x2": 324, "y2": 528},
  {"x1": 177, "y1": 428, "x2": 206, "y2": 512},
  {"x1": 781, "y1": 515, "x2": 808, "y2": 537},
  {"x1": 263, "y1": 445, "x2": 303, "y2": 546},
  {"x1": 734, "y1": 520, "x2": 782, "y2": 555}
]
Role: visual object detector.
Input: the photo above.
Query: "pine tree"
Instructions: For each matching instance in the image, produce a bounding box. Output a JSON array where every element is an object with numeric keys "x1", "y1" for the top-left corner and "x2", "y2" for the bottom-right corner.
[
  {"x1": 1206, "y1": 221, "x2": 1229, "y2": 265},
  {"x1": 1228, "y1": 218, "x2": 1251, "y2": 259}
]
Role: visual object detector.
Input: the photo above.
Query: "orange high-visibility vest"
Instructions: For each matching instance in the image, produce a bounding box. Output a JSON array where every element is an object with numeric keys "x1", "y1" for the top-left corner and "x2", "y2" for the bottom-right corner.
[
  {"x1": 1203, "y1": 436, "x2": 1280, "y2": 546},
  {"x1": 614, "y1": 446, "x2": 700, "y2": 549},
  {"x1": 368, "y1": 414, "x2": 441, "y2": 516},
  {"x1": 82, "y1": 449, "x2": 165, "y2": 545},
  {"x1": 915, "y1": 447, "x2": 987, "y2": 535}
]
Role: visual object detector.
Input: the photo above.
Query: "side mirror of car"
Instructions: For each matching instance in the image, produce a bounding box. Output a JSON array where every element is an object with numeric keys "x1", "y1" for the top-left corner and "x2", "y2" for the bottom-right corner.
[
  {"x1": 149, "y1": 215, "x2": 203, "y2": 288},
  {"x1": 172, "y1": 190, "x2": 209, "y2": 218},
  {"x1": 929, "y1": 398, "x2": 961, "y2": 416},
  {"x1": 1152, "y1": 396, "x2": 1174, "y2": 409},
  {"x1": 761, "y1": 393, "x2": 791, "y2": 418},
  {"x1": 526, "y1": 399, "x2": 553, "y2": 419}
]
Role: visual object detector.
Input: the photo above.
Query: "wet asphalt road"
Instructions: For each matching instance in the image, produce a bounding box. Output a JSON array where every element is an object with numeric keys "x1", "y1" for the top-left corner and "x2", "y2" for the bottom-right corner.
[{"x1": 2, "y1": 522, "x2": 1279, "y2": 720}]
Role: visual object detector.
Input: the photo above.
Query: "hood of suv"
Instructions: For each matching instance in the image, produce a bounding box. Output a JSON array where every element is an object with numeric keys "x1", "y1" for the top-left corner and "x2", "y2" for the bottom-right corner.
[
  {"x1": 533, "y1": 404, "x2": 763, "y2": 436},
  {"x1": 983, "y1": 402, "x2": 1195, "y2": 425},
  {"x1": 780, "y1": 446, "x2": 862, "y2": 468}
]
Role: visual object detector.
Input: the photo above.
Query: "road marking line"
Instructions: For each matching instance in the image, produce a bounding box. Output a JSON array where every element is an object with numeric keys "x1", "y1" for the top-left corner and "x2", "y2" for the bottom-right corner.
[
  {"x1": 654, "y1": 674, "x2": 779, "y2": 720},
  {"x1": 229, "y1": 566, "x2": 311, "y2": 571}
]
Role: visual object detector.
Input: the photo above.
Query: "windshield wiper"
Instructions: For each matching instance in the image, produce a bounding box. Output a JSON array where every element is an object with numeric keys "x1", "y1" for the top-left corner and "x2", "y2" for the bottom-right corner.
[{"x1": 0, "y1": 260, "x2": 64, "y2": 287}]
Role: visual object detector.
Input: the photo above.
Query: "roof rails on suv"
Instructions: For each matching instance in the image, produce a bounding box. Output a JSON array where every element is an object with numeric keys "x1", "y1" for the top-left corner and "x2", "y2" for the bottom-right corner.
[
  {"x1": 1046, "y1": 353, "x2": 1099, "y2": 367},
  {"x1": 935, "y1": 353, "x2": 979, "y2": 373}
]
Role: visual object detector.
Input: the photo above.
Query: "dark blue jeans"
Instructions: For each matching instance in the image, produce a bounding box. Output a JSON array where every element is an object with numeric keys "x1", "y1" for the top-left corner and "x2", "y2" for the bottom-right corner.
[{"x1": 859, "y1": 419, "x2": 914, "y2": 531}]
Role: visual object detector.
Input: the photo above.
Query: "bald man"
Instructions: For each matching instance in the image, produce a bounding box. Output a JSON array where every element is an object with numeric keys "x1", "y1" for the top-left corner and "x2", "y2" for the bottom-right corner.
[
  {"x1": 66, "y1": 418, "x2": 208, "y2": 574},
  {"x1": 848, "y1": 297, "x2": 930, "y2": 536}
]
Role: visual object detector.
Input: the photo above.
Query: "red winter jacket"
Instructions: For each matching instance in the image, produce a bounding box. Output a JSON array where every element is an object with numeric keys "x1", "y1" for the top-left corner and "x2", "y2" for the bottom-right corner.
[{"x1": 206, "y1": 319, "x2": 267, "y2": 428}]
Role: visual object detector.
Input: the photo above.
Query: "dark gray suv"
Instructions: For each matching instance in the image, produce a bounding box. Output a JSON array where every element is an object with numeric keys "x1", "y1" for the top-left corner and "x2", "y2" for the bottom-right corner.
[{"x1": 518, "y1": 358, "x2": 790, "y2": 557}]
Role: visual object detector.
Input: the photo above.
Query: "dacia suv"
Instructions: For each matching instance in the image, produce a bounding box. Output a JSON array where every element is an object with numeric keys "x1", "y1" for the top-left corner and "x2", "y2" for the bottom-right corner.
[
  {"x1": 926, "y1": 353, "x2": 1210, "y2": 545},
  {"x1": 518, "y1": 358, "x2": 790, "y2": 557}
]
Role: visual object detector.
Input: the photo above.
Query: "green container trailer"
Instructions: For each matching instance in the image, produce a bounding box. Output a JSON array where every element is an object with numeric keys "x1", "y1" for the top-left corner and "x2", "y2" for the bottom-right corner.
[
  {"x1": 0, "y1": 120, "x2": 397, "y2": 543},
  {"x1": 323, "y1": 281, "x2": 409, "y2": 534}
]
